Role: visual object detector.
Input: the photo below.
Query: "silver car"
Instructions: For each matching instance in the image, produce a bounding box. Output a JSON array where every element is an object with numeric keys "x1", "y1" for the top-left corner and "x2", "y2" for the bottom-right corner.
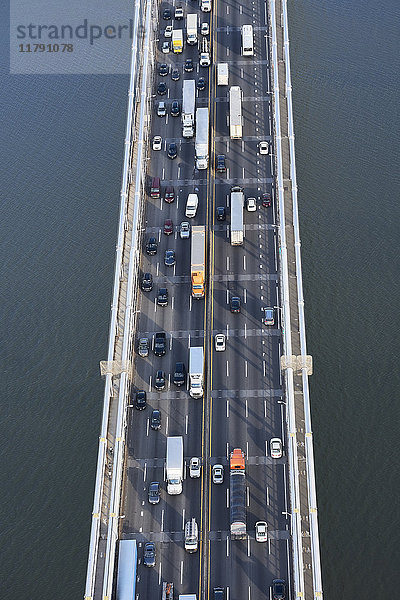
[
  {"x1": 180, "y1": 221, "x2": 190, "y2": 239},
  {"x1": 212, "y1": 464, "x2": 224, "y2": 484},
  {"x1": 138, "y1": 337, "x2": 149, "y2": 357},
  {"x1": 214, "y1": 333, "x2": 226, "y2": 351}
]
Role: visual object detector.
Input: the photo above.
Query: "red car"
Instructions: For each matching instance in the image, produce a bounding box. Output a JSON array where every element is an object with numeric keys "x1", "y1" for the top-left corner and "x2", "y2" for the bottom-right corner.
[
  {"x1": 163, "y1": 218, "x2": 173, "y2": 235},
  {"x1": 262, "y1": 192, "x2": 271, "y2": 207},
  {"x1": 164, "y1": 186, "x2": 175, "y2": 203}
]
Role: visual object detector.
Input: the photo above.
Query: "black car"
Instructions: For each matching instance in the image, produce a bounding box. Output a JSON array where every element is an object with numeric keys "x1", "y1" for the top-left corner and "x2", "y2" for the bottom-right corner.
[
  {"x1": 164, "y1": 186, "x2": 175, "y2": 203},
  {"x1": 135, "y1": 390, "x2": 147, "y2": 410},
  {"x1": 154, "y1": 370, "x2": 166, "y2": 390},
  {"x1": 216, "y1": 206, "x2": 226, "y2": 221},
  {"x1": 197, "y1": 76, "x2": 206, "y2": 91},
  {"x1": 213, "y1": 589, "x2": 224, "y2": 600},
  {"x1": 184, "y1": 58, "x2": 194, "y2": 72},
  {"x1": 173, "y1": 362, "x2": 186, "y2": 386},
  {"x1": 146, "y1": 237, "x2": 158, "y2": 255},
  {"x1": 162, "y1": 8, "x2": 171, "y2": 19},
  {"x1": 262, "y1": 192, "x2": 272, "y2": 207},
  {"x1": 154, "y1": 332, "x2": 166, "y2": 356},
  {"x1": 157, "y1": 287, "x2": 168, "y2": 306},
  {"x1": 164, "y1": 250, "x2": 176, "y2": 266},
  {"x1": 157, "y1": 82, "x2": 167, "y2": 95},
  {"x1": 171, "y1": 100, "x2": 180, "y2": 117},
  {"x1": 148, "y1": 481, "x2": 160, "y2": 503},
  {"x1": 171, "y1": 67, "x2": 180, "y2": 81},
  {"x1": 158, "y1": 63, "x2": 168, "y2": 76},
  {"x1": 272, "y1": 579, "x2": 286, "y2": 600},
  {"x1": 230, "y1": 296, "x2": 241, "y2": 313},
  {"x1": 150, "y1": 409, "x2": 161, "y2": 430},
  {"x1": 167, "y1": 142, "x2": 177, "y2": 159},
  {"x1": 141, "y1": 272, "x2": 153, "y2": 292},
  {"x1": 143, "y1": 542, "x2": 156, "y2": 567},
  {"x1": 216, "y1": 154, "x2": 226, "y2": 173}
]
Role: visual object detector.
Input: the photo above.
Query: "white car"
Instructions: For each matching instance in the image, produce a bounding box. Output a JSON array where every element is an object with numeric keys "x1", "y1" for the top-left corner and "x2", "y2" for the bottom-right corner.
[
  {"x1": 214, "y1": 333, "x2": 226, "y2": 352},
  {"x1": 255, "y1": 521, "x2": 268, "y2": 542},
  {"x1": 259, "y1": 141, "x2": 269, "y2": 155},
  {"x1": 246, "y1": 197, "x2": 257, "y2": 212},
  {"x1": 201, "y1": 23, "x2": 209, "y2": 36},
  {"x1": 164, "y1": 25, "x2": 173, "y2": 37},
  {"x1": 270, "y1": 437, "x2": 283, "y2": 459},
  {"x1": 180, "y1": 221, "x2": 190, "y2": 239},
  {"x1": 212, "y1": 464, "x2": 224, "y2": 484},
  {"x1": 190, "y1": 457, "x2": 201, "y2": 478},
  {"x1": 162, "y1": 41, "x2": 170, "y2": 53},
  {"x1": 152, "y1": 135, "x2": 162, "y2": 151}
]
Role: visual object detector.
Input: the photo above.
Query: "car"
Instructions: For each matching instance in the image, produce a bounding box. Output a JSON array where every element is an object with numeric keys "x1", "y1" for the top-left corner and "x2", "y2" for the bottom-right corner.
[
  {"x1": 154, "y1": 332, "x2": 166, "y2": 356},
  {"x1": 216, "y1": 154, "x2": 226, "y2": 173},
  {"x1": 212, "y1": 464, "x2": 224, "y2": 484},
  {"x1": 135, "y1": 390, "x2": 147, "y2": 410},
  {"x1": 255, "y1": 521, "x2": 268, "y2": 542},
  {"x1": 262, "y1": 307, "x2": 275, "y2": 326},
  {"x1": 174, "y1": 6, "x2": 184, "y2": 19},
  {"x1": 180, "y1": 221, "x2": 190, "y2": 239},
  {"x1": 201, "y1": 22, "x2": 209, "y2": 35},
  {"x1": 152, "y1": 135, "x2": 163, "y2": 151},
  {"x1": 163, "y1": 218, "x2": 173, "y2": 235},
  {"x1": 162, "y1": 8, "x2": 171, "y2": 19},
  {"x1": 259, "y1": 141, "x2": 269, "y2": 154},
  {"x1": 197, "y1": 77, "x2": 206, "y2": 91},
  {"x1": 272, "y1": 579, "x2": 286, "y2": 600},
  {"x1": 143, "y1": 542, "x2": 156, "y2": 567},
  {"x1": 158, "y1": 63, "x2": 168, "y2": 76},
  {"x1": 167, "y1": 142, "x2": 177, "y2": 159},
  {"x1": 157, "y1": 287, "x2": 168, "y2": 306},
  {"x1": 157, "y1": 101, "x2": 166, "y2": 116},
  {"x1": 164, "y1": 25, "x2": 173, "y2": 37},
  {"x1": 141, "y1": 272, "x2": 153, "y2": 292},
  {"x1": 145, "y1": 237, "x2": 157, "y2": 255},
  {"x1": 157, "y1": 82, "x2": 167, "y2": 95},
  {"x1": 171, "y1": 100, "x2": 180, "y2": 117},
  {"x1": 173, "y1": 361, "x2": 186, "y2": 386},
  {"x1": 213, "y1": 589, "x2": 224, "y2": 600},
  {"x1": 262, "y1": 192, "x2": 272, "y2": 207},
  {"x1": 230, "y1": 296, "x2": 241, "y2": 313},
  {"x1": 201, "y1": 0, "x2": 212, "y2": 12},
  {"x1": 164, "y1": 249, "x2": 176, "y2": 266},
  {"x1": 148, "y1": 481, "x2": 160, "y2": 503},
  {"x1": 154, "y1": 370, "x2": 166, "y2": 390},
  {"x1": 184, "y1": 58, "x2": 194, "y2": 72},
  {"x1": 164, "y1": 186, "x2": 175, "y2": 203},
  {"x1": 150, "y1": 410, "x2": 161, "y2": 431},
  {"x1": 214, "y1": 333, "x2": 226, "y2": 351},
  {"x1": 270, "y1": 438, "x2": 283, "y2": 459},
  {"x1": 246, "y1": 197, "x2": 257, "y2": 212},
  {"x1": 171, "y1": 67, "x2": 180, "y2": 81},
  {"x1": 138, "y1": 337, "x2": 149, "y2": 357},
  {"x1": 162, "y1": 40, "x2": 170, "y2": 53},
  {"x1": 216, "y1": 206, "x2": 226, "y2": 221},
  {"x1": 189, "y1": 457, "x2": 201, "y2": 478}
]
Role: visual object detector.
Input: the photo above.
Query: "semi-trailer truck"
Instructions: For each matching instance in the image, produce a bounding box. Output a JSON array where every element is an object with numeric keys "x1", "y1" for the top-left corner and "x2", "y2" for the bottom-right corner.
[
  {"x1": 189, "y1": 346, "x2": 204, "y2": 398},
  {"x1": 166, "y1": 436, "x2": 184, "y2": 495},
  {"x1": 172, "y1": 29, "x2": 183, "y2": 53},
  {"x1": 230, "y1": 448, "x2": 246, "y2": 540},
  {"x1": 230, "y1": 186, "x2": 244, "y2": 245},
  {"x1": 182, "y1": 79, "x2": 196, "y2": 138},
  {"x1": 195, "y1": 108, "x2": 209, "y2": 169},
  {"x1": 229, "y1": 86, "x2": 243, "y2": 139},
  {"x1": 186, "y1": 13, "x2": 198, "y2": 45},
  {"x1": 191, "y1": 225, "x2": 205, "y2": 298}
]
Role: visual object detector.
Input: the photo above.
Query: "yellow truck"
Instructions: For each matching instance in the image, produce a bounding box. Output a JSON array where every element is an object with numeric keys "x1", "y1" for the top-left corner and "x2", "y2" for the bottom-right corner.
[
  {"x1": 172, "y1": 29, "x2": 183, "y2": 53},
  {"x1": 191, "y1": 225, "x2": 205, "y2": 298}
]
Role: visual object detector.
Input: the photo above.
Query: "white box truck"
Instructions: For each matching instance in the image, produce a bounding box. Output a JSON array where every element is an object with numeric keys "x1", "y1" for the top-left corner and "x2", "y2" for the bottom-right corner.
[
  {"x1": 195, "y1": 108, "x2": 209, "y2": 170},
  {"x1": 186, "y1": 14, "x2": 198, "y2": 45},
  {"x1": 230, "y1": 186, "x2": 244, "y2": 245},
  {"x1": 182, "y1": 79, "x2": 196, "y2": 138},
  {"x1": 199, "y1": 37, "x2": 210, "y2": 67},
  {"x1": 189, "y1": 347, "x2": 204, "y2": 398},
  {"x1": 185, "y1": 193, "x2": 199, "y2": 218},
  {"x1": 179, "y1": 596, "x2": 197, "y2": 600},
  {"x1": 166, "y1": 436, "x2": 184, "y2": 495},
  {"x1": 217, "y1": 63, "x2": 229, "y2": 85},
  {"x1": 229, "y1": 86, "x2": 243, "y2": 139}
]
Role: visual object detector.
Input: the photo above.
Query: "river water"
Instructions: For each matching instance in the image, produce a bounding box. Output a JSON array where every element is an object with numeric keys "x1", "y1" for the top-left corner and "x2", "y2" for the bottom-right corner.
[{"x1": 1, "y1": 0, "x2": 399, "y2": 598}]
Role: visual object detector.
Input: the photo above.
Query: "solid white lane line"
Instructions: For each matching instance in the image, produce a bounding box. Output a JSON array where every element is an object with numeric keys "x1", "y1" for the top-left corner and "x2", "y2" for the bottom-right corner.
[
  {"x1": 146, "y1": 418, "x2": 149, "y2": 437},
  {"x1": 247, "y1": 539, "x2": 251, "y2": 557},
  {"x1": 166, "y1": 415, "x2": 169, "y2": 436},
  {"x1": 172, "y1": 296, "x2": 174, "y2": 310},
  {"x1": 226, "y1": 289, "x2": 229, "y2": 304},
  {"x1": 243, "y1": 255, "x2": 246, "y2": 270},
  {"x1": 227, "y1": 324, "x2": 229, "y2": 339},
  {"x1": 226, "y1": 488, "x2": 230, "y2": 507},
  {"x1": 246, "y1": 441, "x2": 249, "y2": 460},
  {"x1": 264, "y1": 400, "x2": 267, "y2": 418},
  {"x1": 227, "y1": 587, "x2": 230, "y2": 600},
  {"x1": 161, "y1": 509, "x2": 164, "y2": 531},
  {"x1": 154, "y1": 298, "x2": 157, "y2": 313},
  {"x1": 180, "y1": 561, "x2": 184, "y2": 585},
  {"x1": 266, "y1": 486, "x2": 270, "y2": 506},
  {"x1": 159, "y1": 562, "x2": 162, "y2": 584},
  {"x1": 226, "y1": 537, "x2": 229, "y2": 557},
  {"x1": 156, "y1": 262, "x2": 159, "y2": 277},
  {"x1": 244, "y1": 288, "x2": 247, "y2": 303},
  {"x1": 226, "y1": 399, "x2": 229, "y2": 418},
  {"x1": 143, "y1": 463, "x2": 147, "y2": 482},
  {"x1": 265, "y1": 440, "x2": 268, "y2": 456},
  {"x1": 245, "y1": 399, "x2": 248, "y2": 417},
  {"x1": 244, "y1": 322, "x2": 247, "y2": 339},
  {"x1": 245, "y1": 360, "x2": 248, "y2": 378},
  {"x1": 263, "y1": 360, "x2": 266, "y2": 377},
  {"x1": 185, "y1": 414, "x2": 188, "y2": 434},
  {"x1": 226, "y1": 255, "x2": 230, "y2": 271},
  {"x1": 226, "y1": 360, "x2": 229, "y2": 377},
  {"x1": 268, "y1": 538, "x2": 271, "y2": 555},
  {"x1": 149, "y1": 375, "x2": 152, "y2": 391},
  {"x1": 182, "y1": 508, "x2": 185, "y2": 530},
  {"x1": 247, "y1": 485, "x2": 250, "y2": 507}
]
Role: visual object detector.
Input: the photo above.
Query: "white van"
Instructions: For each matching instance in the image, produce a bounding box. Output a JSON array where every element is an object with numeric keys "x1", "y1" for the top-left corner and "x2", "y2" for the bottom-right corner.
[
  {"x1": 185, "y1": 193, "x2": 199, "y2": 217},
  {"x1": 184, "y1": 518, "x2": 199, "y2": 552},
  {"x1": 200, "y1": 0, "x2": 211, "y2": 12}
]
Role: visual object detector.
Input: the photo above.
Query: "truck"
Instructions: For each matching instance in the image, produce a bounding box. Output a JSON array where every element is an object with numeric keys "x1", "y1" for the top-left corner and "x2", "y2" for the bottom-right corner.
[
  {"x1": 162, "y1": 583, "x2": 174, "y2": 600},
  {"x1": 186, "y1": 193, "x2": 199, "y2": 218},
  {"x1": 186, "y1": 13, "x2": 198, "y2": 45},
  {"x1": 195, "y1": 108, "x2": 209, "y2": 170},
  {"x1": 182, "y1": 79, "x2": 196, "y2": 138},
  {"x1": 179, "y1": 596, "x2": 197, "y2": 600},
  {"x1": 172, "y1": 29, "x2": 183, "y2": 53},
  {"x1": 191, "y1": 225, "x2": 205, "y2": 298},
  {"x1": 230, "y1": 448, "x2": 246, "y2": 540},
  {"x1": 217, "y1": 63, "x2": 229, "y2": 85},
  {"x1": 229, "y1": 86, "x2": 243, "y2": 139},
  {"x1": 189, "y1": 346, "x2": 204, "y2": 398},
  {"x1": 230, "y1": 186, "x2": 244, "y2": 245},
  {"x1": 199, "y1": 37, "x2": 210, "y2": 67},
  {"x1": 166, "y1": 436, "x2": 184, "y2": 495},
  {"x1": 184, "y1": 518, "x2": 199, "y2": 552}
]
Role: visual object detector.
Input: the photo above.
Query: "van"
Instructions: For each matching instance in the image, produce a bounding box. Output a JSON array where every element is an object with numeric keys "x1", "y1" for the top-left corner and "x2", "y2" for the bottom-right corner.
[
  {"x1": 157, "y1": 101, "x2": 166, "y2": 117},
  {"x1": 185, "y1": 193, "x2": 199, "y2": 217},
  {"x1": 150, "y1": 177, "x2": 161, "y2": 199},
  {"x1": 217, "y1": 63, "x2": 228, "y2": 85},
  {"x1": 184, "y1": 518, "x2": 198, "y2": 552}
]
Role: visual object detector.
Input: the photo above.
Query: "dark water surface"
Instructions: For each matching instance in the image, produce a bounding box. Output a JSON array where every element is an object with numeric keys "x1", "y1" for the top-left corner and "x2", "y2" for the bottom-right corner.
[{"x1": 0, "y1": 0, "x2": 399, "y2": 598}]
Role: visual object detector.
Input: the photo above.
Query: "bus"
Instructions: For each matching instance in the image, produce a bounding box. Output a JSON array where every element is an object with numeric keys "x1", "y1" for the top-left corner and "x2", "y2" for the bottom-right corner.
[
  {"x1": 229, "y1": 86, "x2": 243, "y2": 139},
  {"x1": 241, "y1": 24, "x2": 254, "y2": 56}
]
